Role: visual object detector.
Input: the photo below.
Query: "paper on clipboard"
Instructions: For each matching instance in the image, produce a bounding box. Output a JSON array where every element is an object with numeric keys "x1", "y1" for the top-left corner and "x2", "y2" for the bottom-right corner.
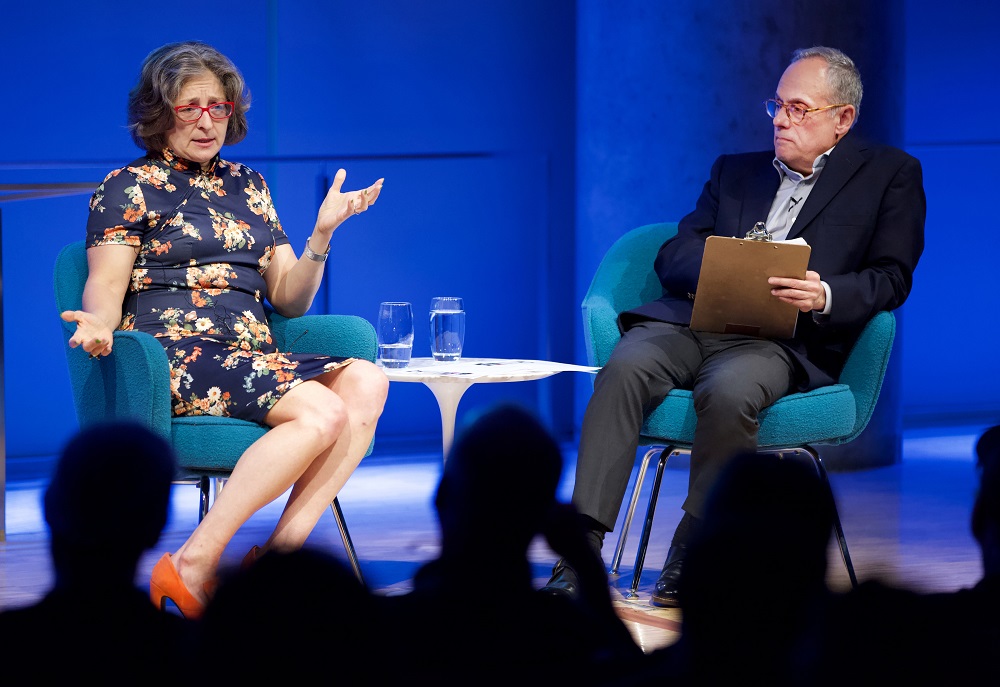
[{"x1": 688, "y1": 235, "x2": 811, "y2": 339}]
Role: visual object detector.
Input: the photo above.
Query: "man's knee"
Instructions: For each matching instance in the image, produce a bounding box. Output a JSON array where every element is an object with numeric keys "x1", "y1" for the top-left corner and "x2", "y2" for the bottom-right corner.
[
  {"x1": 693, "y1": 386, "x2": 756, "y2": 422},
  {"x1": 693, "y1": 366, "x2": 789, "y2": 420},
  {"x1": 593, "y1": 347, "x2": 661, "y2": 400}
]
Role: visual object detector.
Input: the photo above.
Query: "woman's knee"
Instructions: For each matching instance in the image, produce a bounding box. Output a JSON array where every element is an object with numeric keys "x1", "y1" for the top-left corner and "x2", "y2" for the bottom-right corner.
[
  {"x1": 264, "y1": 382, "x2": 349, "y2": 446},
  {"x1": 338, "y1": 360, "x2": 389, "y2": 419},
  {"x1": 303, "y1": 391, "x2": 350, "y2": 445}
]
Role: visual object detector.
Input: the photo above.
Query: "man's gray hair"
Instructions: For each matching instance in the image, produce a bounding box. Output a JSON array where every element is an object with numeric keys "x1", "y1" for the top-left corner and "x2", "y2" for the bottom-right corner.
[{"x1": 791, "y1": 46, "x2": 863, "y2": 117}]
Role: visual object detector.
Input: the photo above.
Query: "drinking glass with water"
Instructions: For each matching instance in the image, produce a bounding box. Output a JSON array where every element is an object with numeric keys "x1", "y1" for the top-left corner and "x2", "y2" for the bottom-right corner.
[
  {"x1": 376, "y1": 302, "x2": 413, "y2": 368},
  {"x1": 429, "y1": 296, "x2": 465, "y2": 361}
]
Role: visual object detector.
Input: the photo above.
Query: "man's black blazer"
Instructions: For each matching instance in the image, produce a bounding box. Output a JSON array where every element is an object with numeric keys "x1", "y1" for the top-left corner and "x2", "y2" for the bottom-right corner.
[{"x1": 621, "y1": 133, "x2": 926, "y2": 390}]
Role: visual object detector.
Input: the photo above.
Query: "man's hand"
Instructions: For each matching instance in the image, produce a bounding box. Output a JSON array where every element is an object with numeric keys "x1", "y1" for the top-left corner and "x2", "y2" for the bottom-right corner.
[{"x1": 769, "y1": 270, "x2": 826, "y2": 312}]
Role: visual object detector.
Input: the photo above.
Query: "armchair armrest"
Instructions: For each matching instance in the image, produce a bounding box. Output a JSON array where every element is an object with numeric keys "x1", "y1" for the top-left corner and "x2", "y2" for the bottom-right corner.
[
  {"x1": 580, "y1": 222, "x2": 679, "y2": 368},
  {"x1": 835, "y1": 310, "x2": 897, "y2": 441},
  {"x1": 270, "y1": 313, "x2": 377, "y2": 363},
  {"x1": 62, "y1": 330, "x2": 174, "y2": 439},
  {"x1": 582, "y1": 296, "x2": 623, "y2": 368}
]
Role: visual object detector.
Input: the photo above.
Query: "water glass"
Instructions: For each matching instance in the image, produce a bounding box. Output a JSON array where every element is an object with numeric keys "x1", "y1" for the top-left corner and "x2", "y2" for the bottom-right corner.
[
  {"x1": 376, "y1": 302, "x2": 413, "y2": 368},
  {"x1": 429, "y1": 296, "x2": 466, "y2": 361}
]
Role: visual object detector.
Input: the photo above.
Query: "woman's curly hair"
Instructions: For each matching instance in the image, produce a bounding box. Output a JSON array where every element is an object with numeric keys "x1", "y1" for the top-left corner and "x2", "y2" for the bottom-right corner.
[{"x1": 127, "y1": 41, "x2": 251, "y2": 153}]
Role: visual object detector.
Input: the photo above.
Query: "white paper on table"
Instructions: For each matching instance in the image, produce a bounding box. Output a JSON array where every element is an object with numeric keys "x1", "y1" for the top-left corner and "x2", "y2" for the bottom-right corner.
[{"x1": 388, "y1": 358, "x2": 600, "y2": 379}]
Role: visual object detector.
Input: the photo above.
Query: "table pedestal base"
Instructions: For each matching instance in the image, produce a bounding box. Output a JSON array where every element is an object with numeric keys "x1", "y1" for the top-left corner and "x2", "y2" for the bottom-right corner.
[{"x1": 424, "y1": 380, "x2": 474, "y2": 460}]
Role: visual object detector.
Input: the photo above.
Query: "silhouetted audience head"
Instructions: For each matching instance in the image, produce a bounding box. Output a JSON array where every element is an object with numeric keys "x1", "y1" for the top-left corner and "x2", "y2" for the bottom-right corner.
[
  {"x1": 435, "y1": 403, "x2": 563, "y2": 555},
  {"x1": 380, "y1": 403, "x2": 637, "y2": 686},
  {"x1": 199, "y1": 547, "x2": 375, "y2": 680},
  {"x1": 45, "y1": 421, "x2": 176, "y2": 584},
  {"x1": 0, "y1": 421, "x2": 190, "y2": 683},
  {"x1": 674, "y1": 451, "x2": 836, "y2": 683},
  {"x1": 974, "y1": 425, "x2": 1000, "y2": 577},
  {"x1": 814, "y1": 428, "x2": 1000, "y2": 687},
  {"x1": 681, "y1": 452, "x2": 834, "y2": 595}
]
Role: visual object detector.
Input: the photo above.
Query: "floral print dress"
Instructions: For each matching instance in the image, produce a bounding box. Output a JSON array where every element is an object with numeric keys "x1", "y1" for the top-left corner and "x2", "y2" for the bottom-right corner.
[{"x1": 86, "y1": 149, "x2": 354, "y2": 424}]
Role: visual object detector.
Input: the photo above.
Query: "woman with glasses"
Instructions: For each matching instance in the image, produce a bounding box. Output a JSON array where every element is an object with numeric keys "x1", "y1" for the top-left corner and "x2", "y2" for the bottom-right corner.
[{"x1": 60, "y1": 41, "x2": 388, "y2": 619}]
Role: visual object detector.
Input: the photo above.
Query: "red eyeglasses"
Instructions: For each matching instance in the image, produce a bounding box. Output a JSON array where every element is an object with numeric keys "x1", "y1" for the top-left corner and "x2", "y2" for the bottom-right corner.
[{"x1": 173, "y1": 102, "x2": 235, "y2": 123}]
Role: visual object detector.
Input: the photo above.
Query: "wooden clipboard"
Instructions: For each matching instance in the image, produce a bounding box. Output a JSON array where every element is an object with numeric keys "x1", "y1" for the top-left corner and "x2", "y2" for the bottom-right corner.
[{"x1": 689, "y1": 235, "x2": 811, "y2": 339}]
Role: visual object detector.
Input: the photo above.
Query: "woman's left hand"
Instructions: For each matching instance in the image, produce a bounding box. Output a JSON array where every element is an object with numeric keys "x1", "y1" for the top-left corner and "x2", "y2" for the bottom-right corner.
[{"x1": 312, "y1": 168, "x2": 384, "y2": 240}]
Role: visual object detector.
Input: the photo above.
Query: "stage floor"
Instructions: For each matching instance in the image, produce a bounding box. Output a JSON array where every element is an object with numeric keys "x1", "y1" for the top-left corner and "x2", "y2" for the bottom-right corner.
[{"x1": 0, "y1": 423, "x2": 988, "y2": 652}]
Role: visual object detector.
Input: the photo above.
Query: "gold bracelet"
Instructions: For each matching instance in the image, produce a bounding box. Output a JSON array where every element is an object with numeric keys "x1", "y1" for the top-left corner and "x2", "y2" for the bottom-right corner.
[{"x1": 303, "y1": 236, "x2": 330, "y2": 262}]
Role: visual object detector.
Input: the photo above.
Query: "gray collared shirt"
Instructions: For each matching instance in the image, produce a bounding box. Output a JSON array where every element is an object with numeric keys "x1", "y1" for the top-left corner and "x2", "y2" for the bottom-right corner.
[
  {"x1": 765, "y1": 150, "x2": 831, "y2": 240},
  {"x1": 765, "y1": 148, "x2": 835, "y2": 315}
]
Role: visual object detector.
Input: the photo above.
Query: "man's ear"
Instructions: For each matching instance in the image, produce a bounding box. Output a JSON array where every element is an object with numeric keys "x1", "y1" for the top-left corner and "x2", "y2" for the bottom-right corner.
[{"x1": 836, "y1": 105, "x2": 857, "y2": 135}]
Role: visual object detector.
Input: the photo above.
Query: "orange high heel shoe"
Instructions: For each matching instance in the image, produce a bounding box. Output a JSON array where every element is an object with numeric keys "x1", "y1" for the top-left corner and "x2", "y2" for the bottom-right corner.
[{"x1": 150, "y1": 553, "x2": 206, "y2": 620}]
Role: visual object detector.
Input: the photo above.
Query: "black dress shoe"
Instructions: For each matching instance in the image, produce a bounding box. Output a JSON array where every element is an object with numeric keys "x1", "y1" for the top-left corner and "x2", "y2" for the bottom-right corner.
[
  {"x1": 539, "y1": 558, "x2": 580, "y2": 600},
  {"x1": 649, "y1": 545, "x2": 687, "y2": 608}
]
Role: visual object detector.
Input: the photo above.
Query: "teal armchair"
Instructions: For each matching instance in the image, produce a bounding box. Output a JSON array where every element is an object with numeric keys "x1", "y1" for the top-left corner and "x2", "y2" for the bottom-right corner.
[
  {"x1": 584, "y1": 222, "x2": 896, "y2": 596},
  {"x1": 53, "y1": 240, "x2": 377, "y2": 583}
]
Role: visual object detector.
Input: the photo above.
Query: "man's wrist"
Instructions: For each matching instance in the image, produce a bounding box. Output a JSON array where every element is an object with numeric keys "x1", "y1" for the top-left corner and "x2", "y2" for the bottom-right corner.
[{"x1": 816, "y1": 280, "x2": 832, "y2": 315}]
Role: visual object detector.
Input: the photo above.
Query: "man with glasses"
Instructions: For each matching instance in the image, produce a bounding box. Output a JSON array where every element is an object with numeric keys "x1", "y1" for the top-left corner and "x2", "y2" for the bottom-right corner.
[{"x1": 543, "y1": 46, "x2": 925, "y2": 608}]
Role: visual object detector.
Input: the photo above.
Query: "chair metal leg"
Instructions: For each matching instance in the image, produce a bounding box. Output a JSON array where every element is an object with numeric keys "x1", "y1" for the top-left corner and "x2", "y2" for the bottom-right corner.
[
  {"x1": 779, "y1": 447, "x2": 859, "y2": 589},
  {"x1": 196, "y1": 478, "x2": 365, "y2": 586},
  {"x1": 611, "y1": 443, "x2": 860, "y2": 598},
  {"x1": 198, "y1": 476, "x2": 211, "y2": 523},
  {"x1": 330, "y1": 496, "x2": 365, "y2": 587},
  {"x1": 195, "y1": 476, "x2": 228, "y2": 523},
  {"x1": 610, "y1": 446, "x2": 663, "y2": 575},
  {"x1": 805, "y1": 448, "x2": 859, "y2": 589},
  {"x1": 627, "y1": 449, "x2": 672, "y2": 598},
  {"x1": 212, "y1": 477, "x2": 226, "y2": 505}
]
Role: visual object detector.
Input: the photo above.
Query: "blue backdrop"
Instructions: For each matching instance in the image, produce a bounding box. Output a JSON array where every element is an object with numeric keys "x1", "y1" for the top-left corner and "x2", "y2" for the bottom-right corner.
[{"x1": 2, "y1": 0, "x2": 998, "y2": 471}]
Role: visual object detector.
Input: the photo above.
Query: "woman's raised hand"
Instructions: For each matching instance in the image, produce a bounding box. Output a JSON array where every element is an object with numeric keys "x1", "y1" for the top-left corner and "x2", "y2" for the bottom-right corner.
[{"x1": 312, "y1": 168, "x2": 384, "y2": 240}]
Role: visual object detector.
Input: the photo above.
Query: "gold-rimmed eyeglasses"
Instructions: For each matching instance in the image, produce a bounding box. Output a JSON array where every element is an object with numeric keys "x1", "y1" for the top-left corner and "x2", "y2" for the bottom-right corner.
[
  {"x1": 173, "y1": 102, "x2": 235, "y2": 123},
  {"x1": 764, "y1": 98, "x2": 849, "y2": 125}
]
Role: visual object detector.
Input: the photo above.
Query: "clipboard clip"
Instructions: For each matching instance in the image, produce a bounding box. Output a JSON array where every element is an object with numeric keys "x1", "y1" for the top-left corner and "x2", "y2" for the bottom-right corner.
[{"x1": 745, "y1": 221, "x2": 772, "y2": 242}]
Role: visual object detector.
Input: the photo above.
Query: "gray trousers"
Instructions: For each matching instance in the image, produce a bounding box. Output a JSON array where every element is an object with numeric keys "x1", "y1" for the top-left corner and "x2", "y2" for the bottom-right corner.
[{"x1": 572, "y1": 320, "x2": 797, "y2": 531}]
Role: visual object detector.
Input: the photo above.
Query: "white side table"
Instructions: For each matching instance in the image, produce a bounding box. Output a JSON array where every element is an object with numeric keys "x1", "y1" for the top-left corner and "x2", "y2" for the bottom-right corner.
[{"x1": 381, "y1": 357, "x2": 598, "y2": 460}]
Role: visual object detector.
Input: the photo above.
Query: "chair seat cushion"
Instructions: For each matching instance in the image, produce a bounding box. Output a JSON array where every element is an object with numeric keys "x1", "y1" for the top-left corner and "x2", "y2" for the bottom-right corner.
[
  {"x1": 640, "y1": 383, "x2": 857, "y2": 450},
  {"x1": 171, "y1": 416, "x2": 268, "y2": 472}
]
